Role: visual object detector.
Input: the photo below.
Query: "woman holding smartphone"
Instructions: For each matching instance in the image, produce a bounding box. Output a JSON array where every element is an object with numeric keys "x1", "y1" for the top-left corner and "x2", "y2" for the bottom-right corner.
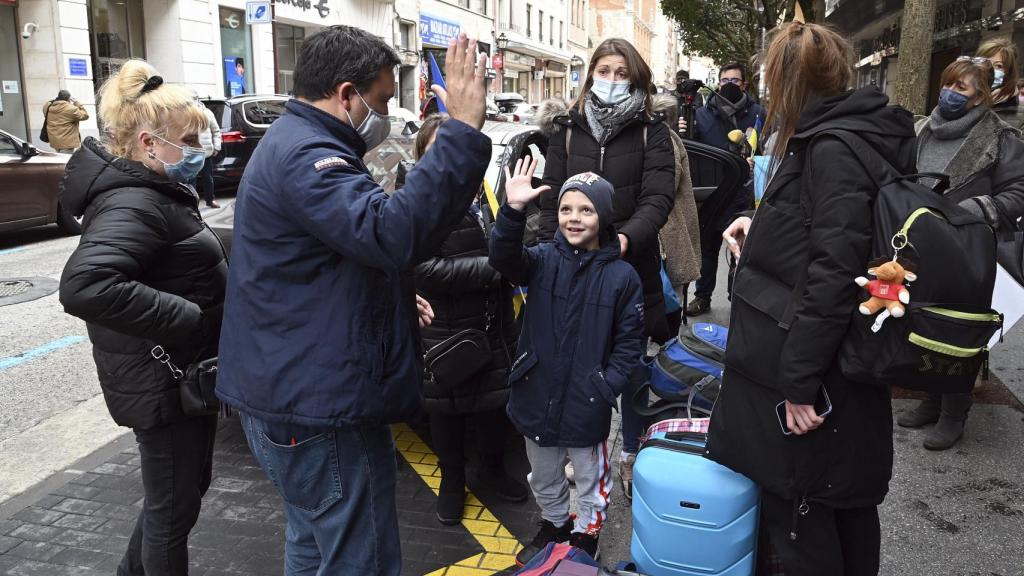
[{"x1": 705, "y1": 21, "x2": 916, "y2": 576}]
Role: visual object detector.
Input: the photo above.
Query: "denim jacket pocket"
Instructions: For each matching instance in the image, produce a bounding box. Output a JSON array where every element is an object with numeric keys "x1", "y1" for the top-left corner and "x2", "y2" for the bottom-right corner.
[{"x1": 259, "y1": 430, "x2": 343, "y2": 515}]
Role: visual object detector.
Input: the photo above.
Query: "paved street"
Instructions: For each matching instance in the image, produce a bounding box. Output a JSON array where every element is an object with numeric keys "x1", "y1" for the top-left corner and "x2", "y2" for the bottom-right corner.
[{"x1": 1, "y1": 210, "x2": 1023, "y2": 575}]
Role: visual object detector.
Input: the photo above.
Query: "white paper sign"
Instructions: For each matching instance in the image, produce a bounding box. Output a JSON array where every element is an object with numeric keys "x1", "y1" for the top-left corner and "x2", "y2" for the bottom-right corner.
[
  {"x1": 989, "y1": 264, "x2": 1024, "y2": 348},
  {"x1": 1, "y1": 81, "x2": 19, "y2": 94}
]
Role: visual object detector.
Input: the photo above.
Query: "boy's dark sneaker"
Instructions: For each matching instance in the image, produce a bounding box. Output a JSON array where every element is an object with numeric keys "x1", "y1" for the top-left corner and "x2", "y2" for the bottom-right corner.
[
  {"x1": 569, "y1": 531, "x2": 599, "y2": 558},
  {"x1": 515, "y1": 519, "x2": 573, "y2": 567},
  {"x1": 686, "y1": 296, "x2": 711, "y2": 317}
]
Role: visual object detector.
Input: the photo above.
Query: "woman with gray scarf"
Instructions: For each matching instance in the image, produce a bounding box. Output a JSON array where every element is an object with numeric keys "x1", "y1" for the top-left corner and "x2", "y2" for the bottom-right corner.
[
  {"x1": 537, "y1": 37, "x2": 676, "y2": 501},
  {"x1": 901, "y1": 56, "x2": 1024, "y2": 450}
]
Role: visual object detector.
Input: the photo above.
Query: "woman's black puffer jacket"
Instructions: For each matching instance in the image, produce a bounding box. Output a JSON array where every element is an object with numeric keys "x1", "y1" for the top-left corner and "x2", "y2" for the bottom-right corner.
[
  {"x1": 415, "y1": 208, "x2": 517, "y2": 415},
  {"x1": 538, "y1": 105, "x2": 676, "y2": 342},
  {"x1": 59, "y1": 137, "x2": 228, "y2": 430}
]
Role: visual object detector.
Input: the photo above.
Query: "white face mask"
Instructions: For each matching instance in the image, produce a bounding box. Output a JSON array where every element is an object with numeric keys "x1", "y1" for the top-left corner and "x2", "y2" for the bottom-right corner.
[
  {"x1": 344, "y1": 90, "x2": 390, "y2": 150},
  {"x1": 993, "y1": 69, "x2": 1006, "y2": 89},
  {"x1": 591, "y1": 78, "x2": 632, "y2": 105}
]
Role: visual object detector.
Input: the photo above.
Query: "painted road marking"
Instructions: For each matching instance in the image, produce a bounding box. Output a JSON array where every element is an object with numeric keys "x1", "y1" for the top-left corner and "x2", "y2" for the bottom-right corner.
[
  {"x1": 0, "y1": 335, "x2": 88, "y2": 372},
  {"x1": 391, "y1": 423, "x2": 523, "y2": 575}
]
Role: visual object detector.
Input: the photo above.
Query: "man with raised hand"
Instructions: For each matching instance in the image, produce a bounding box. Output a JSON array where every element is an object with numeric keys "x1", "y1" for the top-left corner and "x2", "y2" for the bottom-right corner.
[{"x1": 217, "y1": 26, "x2": 489, "y2": 575}]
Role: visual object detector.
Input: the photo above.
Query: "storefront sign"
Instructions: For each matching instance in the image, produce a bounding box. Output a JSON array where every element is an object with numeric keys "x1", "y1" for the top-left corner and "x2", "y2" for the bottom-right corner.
[
  {"x1": 533, "y1": 70, "x2": 544, "y2": 80},
  {"x1": 505, "y1": 52, "x2": 535, "y2": 68},
  {"x1": 273, "y1": 0, "x2": 329, "y2": 20},
  {"x1": 246, "y1": 1, "x2": 271, "y2": 24},
  {"x1": 2, "y1": 80, "x2": 19, "y2": 94},
  {"x1": 492, "y1": 52, "x2": 504, "y2": 70},
  {"x1": 68, "y1": 58, "x2": 88, "y2": 77},
  {"x1": 546, "y1": 60, "x2": 567, "y2": 73},
  {"x1": 419, "y1": 13, "x2": 461, "y2": 47}
]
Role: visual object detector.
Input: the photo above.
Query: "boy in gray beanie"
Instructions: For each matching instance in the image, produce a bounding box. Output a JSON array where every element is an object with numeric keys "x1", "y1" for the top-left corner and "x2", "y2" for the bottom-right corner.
[{"x1": 489, "y1": 158, "x2": 644, "y2": 563}]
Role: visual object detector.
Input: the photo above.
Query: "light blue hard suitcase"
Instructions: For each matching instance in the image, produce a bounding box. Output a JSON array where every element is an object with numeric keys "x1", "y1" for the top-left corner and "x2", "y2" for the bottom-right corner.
[{"x1": 630, "y1": 431, "x2": 759, "y2": 576}]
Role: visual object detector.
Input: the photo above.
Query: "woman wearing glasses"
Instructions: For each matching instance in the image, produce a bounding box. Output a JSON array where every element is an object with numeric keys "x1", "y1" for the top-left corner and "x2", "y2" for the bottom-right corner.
[
  {"x1": 977, "y1": 38, "x2": 1024, "y2": 128},
  {"x1": 899, "y1": 56, "x2": 1024, "y2": 450}
]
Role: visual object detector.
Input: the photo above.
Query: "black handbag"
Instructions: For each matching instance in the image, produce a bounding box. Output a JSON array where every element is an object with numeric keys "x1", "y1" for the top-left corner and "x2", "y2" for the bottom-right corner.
[
  {"x1": 40, "y1": 102, "x2": 51, "y2": 143},
  {"x1": 424, "y1": 329, "x2": 491, "y2": 391},
  {"x1": 994, "y1": 203, "x2": 1023, "y2": 287},
  {"x1": 151, "y1": 345, "x2": 220, "y2": 416}
]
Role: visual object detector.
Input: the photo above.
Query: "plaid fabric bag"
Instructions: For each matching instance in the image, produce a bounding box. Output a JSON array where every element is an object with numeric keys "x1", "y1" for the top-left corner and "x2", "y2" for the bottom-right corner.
[{"x1": 639, "y1": 417, "x2": 710, "y2": 445}]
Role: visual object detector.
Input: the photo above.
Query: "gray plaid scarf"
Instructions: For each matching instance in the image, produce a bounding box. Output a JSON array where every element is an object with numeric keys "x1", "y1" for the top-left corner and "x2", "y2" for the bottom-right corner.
[{"x1": 584, "y1": 89, "x2": 647, "y2": 143}]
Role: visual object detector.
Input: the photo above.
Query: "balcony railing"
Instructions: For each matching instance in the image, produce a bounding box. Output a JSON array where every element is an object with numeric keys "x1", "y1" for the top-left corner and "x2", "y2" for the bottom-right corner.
[{"x1": 498, "y1": 21, "x2": 525, "y2": 34}]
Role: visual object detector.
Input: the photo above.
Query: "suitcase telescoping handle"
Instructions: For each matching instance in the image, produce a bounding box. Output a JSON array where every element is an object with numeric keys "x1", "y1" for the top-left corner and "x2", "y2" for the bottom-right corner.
[{"x1": 664, "y1": 431, "x2": 708, "y2": 443}]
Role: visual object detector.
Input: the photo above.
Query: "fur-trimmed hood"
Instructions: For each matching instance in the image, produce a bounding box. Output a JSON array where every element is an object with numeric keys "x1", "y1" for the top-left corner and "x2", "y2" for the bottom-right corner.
[
  {"x1": 916, "y1": 109, "x2": 1022, "y2": 191},
  {"x1": 536, "y1": 98, "x2": 570, "y2": 137}
]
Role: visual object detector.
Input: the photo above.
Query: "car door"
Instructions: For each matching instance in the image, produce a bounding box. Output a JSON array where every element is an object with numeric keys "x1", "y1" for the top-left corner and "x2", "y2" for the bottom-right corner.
[{"x1": 0, "y1": 132, "x2": 50, "y2": 231}]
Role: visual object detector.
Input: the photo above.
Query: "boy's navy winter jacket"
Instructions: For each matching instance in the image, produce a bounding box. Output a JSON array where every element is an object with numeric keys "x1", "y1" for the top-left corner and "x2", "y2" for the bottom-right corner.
[
  {"x1": 489, "y1": 203, "x2": 645, "y2": 447},
  {"x1": 216, "y1": 99, "x2": 491, "y2": 427}
]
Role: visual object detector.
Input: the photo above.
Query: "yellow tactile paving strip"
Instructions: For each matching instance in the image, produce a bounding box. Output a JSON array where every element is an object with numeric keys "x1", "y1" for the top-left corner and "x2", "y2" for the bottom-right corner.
[{"x1": 392, "y1": 423, "x2": 523, "y2": 575}]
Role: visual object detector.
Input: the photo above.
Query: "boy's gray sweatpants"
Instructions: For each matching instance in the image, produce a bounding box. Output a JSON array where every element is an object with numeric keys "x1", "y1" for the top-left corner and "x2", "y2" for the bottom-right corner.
[{"x1": 525, "y1": 438, "x2": 612, "y2": 536}]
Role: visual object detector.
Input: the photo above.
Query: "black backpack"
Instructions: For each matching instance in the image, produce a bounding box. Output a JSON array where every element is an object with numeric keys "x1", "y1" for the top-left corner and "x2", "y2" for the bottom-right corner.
[{"x1": 828, "y1": 131, "x2": 1004, "y2": 393}]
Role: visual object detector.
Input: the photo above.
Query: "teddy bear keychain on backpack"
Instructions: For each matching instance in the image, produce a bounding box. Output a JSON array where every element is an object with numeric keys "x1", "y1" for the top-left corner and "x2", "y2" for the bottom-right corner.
[{"x1": 854, "y1": 257, "x2": 919, "y2": 333}]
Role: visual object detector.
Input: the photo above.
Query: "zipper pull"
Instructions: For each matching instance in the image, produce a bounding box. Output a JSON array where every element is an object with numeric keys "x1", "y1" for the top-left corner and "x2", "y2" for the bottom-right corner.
[{"x1": 599, "y1": 146, "x2": 606, "y2": 171}]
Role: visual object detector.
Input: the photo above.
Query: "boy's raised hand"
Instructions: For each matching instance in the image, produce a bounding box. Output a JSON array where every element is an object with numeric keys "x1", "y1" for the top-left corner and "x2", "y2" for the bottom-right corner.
[{"x1": 504, "y1": 156, "x2": 551, "y2": 212}]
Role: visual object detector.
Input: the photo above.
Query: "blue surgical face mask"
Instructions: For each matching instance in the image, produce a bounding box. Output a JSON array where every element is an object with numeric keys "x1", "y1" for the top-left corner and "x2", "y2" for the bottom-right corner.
[
  {"x1": 150, "y1": 134, "x2": 206, "y2": 183},
  {"x1": 938, "y1": 88, "x2": 972, "y2": 120},
  {"x1": 591, "y1": 78, "x2": 632, "y2": 105},
  {"x1": 993, "y1": 69, "x2": 1005, "y2": 89}
]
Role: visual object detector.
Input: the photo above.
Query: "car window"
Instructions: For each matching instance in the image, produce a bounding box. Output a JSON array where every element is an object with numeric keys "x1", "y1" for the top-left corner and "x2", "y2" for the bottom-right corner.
[
  {"x1": 204, "y1": 101, "x2": 230, "y2": 130},
  {"x1": 0, "y1": 134, "x2": 19, "y2": 155},
  {"x1": 242, "y1": 100, "x2": 287, "y2": 127}
]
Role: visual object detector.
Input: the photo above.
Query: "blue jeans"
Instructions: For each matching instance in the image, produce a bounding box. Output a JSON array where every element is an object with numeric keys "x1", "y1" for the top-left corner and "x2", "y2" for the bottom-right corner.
[{"x1": 240, "y1": 412, "x2": 401, "y2": 576}]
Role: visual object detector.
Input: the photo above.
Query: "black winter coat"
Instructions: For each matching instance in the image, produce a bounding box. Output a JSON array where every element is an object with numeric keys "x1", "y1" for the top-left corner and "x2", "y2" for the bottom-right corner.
[
  {"x1": 415, "y1": 207, "x2": 518, "y2": 414},
  {"x1": 538, "y1": 108, "x2": 676, "y2": 341},
  {"x1": 706, "y1": 88, "x2": 917, "y2": 511},
  {"x1": 59, "y1": 138, "x2": 228, "y2": 430},
  {"x1": 490, "y1": 204, "x2": 645, "y2": 448}
]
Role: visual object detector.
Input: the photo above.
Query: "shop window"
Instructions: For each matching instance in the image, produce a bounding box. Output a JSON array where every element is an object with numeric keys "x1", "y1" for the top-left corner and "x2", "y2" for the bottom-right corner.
[
  {"x1": 400, "y1": 22, "x2": 415, "y2": 50},
  {"x1": 220, "y1": 7, "x2": 254, "y2": 97},
  {"x1": 527, "y1": 4, "x2": 532, "y2": 37},
  {"x1": 539, "y1": 10, "x2": 544, "y2": 41},
  {"x1": 549, "y1": 16, "x2": 554, "y2": 45},
  {"x1": 90, "y1": 0, "x2": 146, "y2": 89},
  {"x1": 276, "y1": 23, "x2": 306, "y2": 94}
]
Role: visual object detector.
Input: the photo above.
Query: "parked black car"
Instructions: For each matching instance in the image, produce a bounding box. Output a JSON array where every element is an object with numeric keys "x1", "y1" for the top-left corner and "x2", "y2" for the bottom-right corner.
[{"x1": 201, "y1": 95, "x2": 289, "y2": 193}]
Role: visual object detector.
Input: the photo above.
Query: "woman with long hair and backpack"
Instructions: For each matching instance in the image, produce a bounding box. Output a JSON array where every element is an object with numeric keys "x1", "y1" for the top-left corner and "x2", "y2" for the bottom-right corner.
[
  {"x1": 58, "y1": 59, "x2": 227, "y2": 575},
  {"x1": 898, "y1": 57, "x2": 1024, "y2": 450},
  {"x1": 705, "y1": 21, "x2": 917, "y2": 575},
  {"x1": 535, "y1": 37, "x2": 676, "y2": 499}
]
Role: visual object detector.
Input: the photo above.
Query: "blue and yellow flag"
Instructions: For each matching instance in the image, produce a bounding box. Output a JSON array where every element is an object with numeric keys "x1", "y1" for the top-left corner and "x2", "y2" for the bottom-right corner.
[
  {"x1": 748, "y1": 115, "x2": 763, "y2": 154},
  {"x1": 427, "y1": 53, "x2": 448, "y2": 114}
]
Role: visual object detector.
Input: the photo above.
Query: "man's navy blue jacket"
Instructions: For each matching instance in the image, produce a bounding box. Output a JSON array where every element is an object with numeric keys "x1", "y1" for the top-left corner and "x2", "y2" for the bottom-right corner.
[
  {"x1": 489, "y1": 204, "x2": 644, "y2": 447},
  {"x1": 217, "y1": 100, "x2": 491, "y2": 427},
  {"x1": 694, "y1": 94, "x2": 765, "y2": 151}
]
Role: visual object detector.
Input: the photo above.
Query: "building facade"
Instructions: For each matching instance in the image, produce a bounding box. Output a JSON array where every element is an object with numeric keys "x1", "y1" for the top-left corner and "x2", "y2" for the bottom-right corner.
[
  {"x1": 1, "y1": 0, "x2": 597, "y2": 146},
  {"x1": 827, "y1": 0, "x2": 1024, "y2": 110}
]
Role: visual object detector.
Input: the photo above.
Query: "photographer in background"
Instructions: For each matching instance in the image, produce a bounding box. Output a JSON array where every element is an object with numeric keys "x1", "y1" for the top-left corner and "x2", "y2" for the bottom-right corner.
[{"x1": 672, "y1": 69, "x2": 704, "y2": 139}]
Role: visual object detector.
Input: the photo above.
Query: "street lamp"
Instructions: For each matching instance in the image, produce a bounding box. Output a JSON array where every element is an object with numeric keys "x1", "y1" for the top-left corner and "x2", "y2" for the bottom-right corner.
[{"x1": 495, "y1": 33, "x2": 509, "y2": 94}]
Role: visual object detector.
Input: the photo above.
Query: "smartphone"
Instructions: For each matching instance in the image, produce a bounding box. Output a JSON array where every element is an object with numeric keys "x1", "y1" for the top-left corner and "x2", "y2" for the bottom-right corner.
[{"x1": 776, "y1": 386, "x2": 832, "y2": 435}]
